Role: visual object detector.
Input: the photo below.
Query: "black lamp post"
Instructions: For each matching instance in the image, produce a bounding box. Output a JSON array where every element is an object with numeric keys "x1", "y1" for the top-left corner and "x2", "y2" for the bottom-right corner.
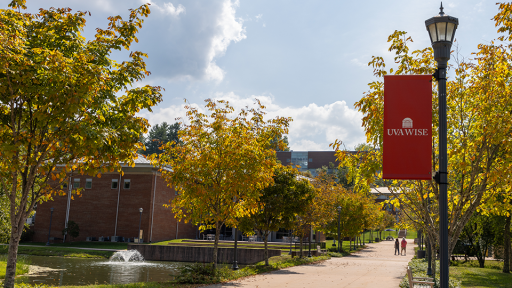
[
  {"x1": 308, "y1": 226, "x2": 312, "y2": 257},
  {"x1": 425, "y1": 4, "x2": 458, "y2": 288},
  {"x1": 337, "y1": 206, "x2": 341, "y2": 253},
  {"x1": 46, "y1": 207, "x2": 54, "y2": 246},
  {"x1": 289, "y1": 230, "x2": 293, "y2": 254},
  {"x1": 232, "y1": 227, "x2": 239, "y2": 270},
  {"x1": 427, "y1": 193, "x2": 433, "y2": 276},
  {"x1": 138, "y1": 208, "x2": 143, "y2": 243}
]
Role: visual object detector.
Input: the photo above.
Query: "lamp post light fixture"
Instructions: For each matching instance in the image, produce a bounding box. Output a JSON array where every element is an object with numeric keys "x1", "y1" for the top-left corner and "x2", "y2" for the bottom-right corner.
[
  {"x1": 46, "y1": 207, "x2": 54, "y2": 246},
  {"x1": 425, "y1": 3, "x2": 458, "y2": 288},
  {"x1": 337, "y1": 206, "x2": 342, "y2": 253},
  {"x1": 138, "y1": 208, "x2": 143, "y2": 243}
]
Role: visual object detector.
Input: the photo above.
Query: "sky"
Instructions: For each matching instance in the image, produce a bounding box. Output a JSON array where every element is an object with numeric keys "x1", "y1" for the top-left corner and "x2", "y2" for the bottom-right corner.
[{"x1": 3, "y1": 0, "x2": 501, "y2": 150}]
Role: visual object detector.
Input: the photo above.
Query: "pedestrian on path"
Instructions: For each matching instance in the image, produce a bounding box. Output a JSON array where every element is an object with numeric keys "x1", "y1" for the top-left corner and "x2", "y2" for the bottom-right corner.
[
  {"x1": 394, "y1": 238, "x2": 400, "y2": 255},
  {"x1": 401, "y1": 238, "x2": 407, "y2": 256}
]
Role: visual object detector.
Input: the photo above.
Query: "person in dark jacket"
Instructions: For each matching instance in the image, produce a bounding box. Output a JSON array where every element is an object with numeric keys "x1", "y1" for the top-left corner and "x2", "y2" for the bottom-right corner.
[{"x1": 394, "y1": 238, "x2": 400, "y2": 255}]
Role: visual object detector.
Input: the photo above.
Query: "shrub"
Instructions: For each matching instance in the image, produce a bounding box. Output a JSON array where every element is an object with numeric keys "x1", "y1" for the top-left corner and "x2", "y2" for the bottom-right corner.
[{"x1": 173, "y1": 263, "x2": 224, "y2": 284}]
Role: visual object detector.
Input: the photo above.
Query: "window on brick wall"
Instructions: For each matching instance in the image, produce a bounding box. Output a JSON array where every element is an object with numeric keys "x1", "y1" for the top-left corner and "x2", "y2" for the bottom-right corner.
[
  {"x1": 85, "y1": 179, "x2": 92, "y2": 189},
  {"x1": 73, "y1": 178, "x2": 80, "y2": 189},
  {"x1": 112, "y1": 179, "x2": 118, "y2": 189},
  {"x1": 123, "y1": 179, "x2": 131, "y2": 189},
  {"x1": 62, "y1": 182, "x2": 68, "y2": 189}
]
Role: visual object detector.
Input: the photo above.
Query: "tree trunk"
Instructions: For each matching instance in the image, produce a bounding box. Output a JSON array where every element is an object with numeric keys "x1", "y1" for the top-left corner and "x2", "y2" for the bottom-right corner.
[
  {"x1": 430, "y1": 235, "x2": 436, "y2": 281},
  {"x1": 213, "y1": 221, "x2": 220, "y2": 269},
  {"x1": 503, "y1": 214, "x2": 511, "y2": 273},
  {"x1": 477, "y1": 244, "x2": 486, "y2": 268},
  {"x1": 4, "y1": 223, "x2": 22, "y2": 288},
  {"x1": 264, "y1": 231, "x2": 269, "y2": 266}
]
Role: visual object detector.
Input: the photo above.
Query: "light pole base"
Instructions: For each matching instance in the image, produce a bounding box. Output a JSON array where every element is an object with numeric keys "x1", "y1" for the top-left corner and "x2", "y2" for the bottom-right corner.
[
  {"x1": 46, "y1": 242, "x2": 50, "y2": 246},
  {"x1": 232, "y1": 261, "x2": 239, "y2": 270}
]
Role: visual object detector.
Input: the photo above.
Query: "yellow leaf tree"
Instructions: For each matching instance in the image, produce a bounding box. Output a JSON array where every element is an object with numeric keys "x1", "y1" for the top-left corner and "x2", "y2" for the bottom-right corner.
[
  {"x1": 153, "y1": 99, "x2": 291, "y2": 268},
  {"x1": 0, "y1": 1, "x2": 162, "y2": 287}
]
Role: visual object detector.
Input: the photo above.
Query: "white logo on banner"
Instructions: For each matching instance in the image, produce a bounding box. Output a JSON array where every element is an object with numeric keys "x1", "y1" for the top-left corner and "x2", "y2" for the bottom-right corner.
[
  {"x1": 402, "y1": 118, "x2": 413, "y2": 128},
  {"x1": 387, "y1": 117, "x2": 428, "y2": 136}
]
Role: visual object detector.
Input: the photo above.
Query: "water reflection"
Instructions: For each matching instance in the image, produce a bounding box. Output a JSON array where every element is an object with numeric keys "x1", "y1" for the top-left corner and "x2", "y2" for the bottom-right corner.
[{"x1": 15, "y1": 255, "x2": 186, "y2": 286}]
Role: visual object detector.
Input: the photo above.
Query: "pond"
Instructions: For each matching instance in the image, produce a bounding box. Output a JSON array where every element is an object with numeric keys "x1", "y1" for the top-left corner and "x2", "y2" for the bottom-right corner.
[{"x1": 15, "y1": 254, "x2": 188, "y2": 286}]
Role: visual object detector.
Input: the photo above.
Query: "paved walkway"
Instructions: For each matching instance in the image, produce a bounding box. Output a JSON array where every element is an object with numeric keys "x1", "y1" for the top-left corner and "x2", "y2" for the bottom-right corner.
[{"x1": 207, "y1": 238, "x2": 414, "y2": 288}]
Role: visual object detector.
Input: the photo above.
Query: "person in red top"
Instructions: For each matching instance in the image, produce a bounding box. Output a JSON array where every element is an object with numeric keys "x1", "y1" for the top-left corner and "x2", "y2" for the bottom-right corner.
[{"x1": 401, "y1": 238, "x2": 407, "y2": 256}]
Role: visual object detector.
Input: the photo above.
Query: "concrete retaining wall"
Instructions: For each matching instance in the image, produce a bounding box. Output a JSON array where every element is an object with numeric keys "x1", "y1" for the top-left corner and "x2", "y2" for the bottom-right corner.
[{"x1": 128, "y1": 244, "x2": 282, "y2": 265}]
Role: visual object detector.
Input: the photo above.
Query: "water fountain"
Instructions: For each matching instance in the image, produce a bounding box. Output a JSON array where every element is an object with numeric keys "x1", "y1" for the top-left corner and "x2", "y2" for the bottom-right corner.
[{"x1": 109, "y1": 250, "x2": 145, "y2": 262}]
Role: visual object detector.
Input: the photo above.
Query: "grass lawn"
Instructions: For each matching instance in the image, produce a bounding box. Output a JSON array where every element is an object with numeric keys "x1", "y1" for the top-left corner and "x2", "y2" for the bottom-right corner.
[
  {"x1": 20, "y1": 241, "x2": 128, "y2": 250},
  {"x1": 0, "y1": 245, "x2": 114, "y2": 259},
  {"x1": 451, "y1": 266, "x2": 512, "y2": 288},
  {"x1": 153, "y1": 238, "x2": 365, "y2": 254}
]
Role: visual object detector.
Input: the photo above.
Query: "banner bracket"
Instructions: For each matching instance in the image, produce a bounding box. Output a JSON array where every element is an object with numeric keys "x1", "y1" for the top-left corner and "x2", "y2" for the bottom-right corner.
[{"x1": 433, "y1": 171, "x2": 448, "y2": 185}]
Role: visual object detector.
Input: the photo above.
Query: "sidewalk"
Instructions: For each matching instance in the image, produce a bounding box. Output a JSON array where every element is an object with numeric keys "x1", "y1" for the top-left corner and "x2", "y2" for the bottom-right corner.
[{"x1": 207, "y1": 238, "x2": 415, "y2": 288}]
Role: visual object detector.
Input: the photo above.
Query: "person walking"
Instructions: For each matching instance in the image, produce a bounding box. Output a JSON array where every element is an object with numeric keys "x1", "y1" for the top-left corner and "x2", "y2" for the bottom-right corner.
[
  {"x1": 401, "y1": 237, "x2": 407, "y2": 256},
  {"x1": 394, "y1": 238, "x2": 400, "y2": 255}
]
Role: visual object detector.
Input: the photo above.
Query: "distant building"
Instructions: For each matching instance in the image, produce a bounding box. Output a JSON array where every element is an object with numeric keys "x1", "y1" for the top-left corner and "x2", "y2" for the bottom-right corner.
[
  {"x1": 276, "y1": 151, "x2": 342, "y2": 177},
  {"x1": 32, "y1": 156, "x2": 197, "y2": 243}
]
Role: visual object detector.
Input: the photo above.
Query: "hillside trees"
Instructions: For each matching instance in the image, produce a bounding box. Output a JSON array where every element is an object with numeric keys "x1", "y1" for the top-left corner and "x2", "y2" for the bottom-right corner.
[
  {"x1": 0, "y1": 1, "x2": 162, "y2": 287},
  {"x1": 154, "y1": 99, "x2": 291, "y2": 269},
  {"x1": 139, "y1": 122, "x2": 180, "y2": 156},
  {"x1": 335, "y1": 3, "x2": 512, "y2": 261}
]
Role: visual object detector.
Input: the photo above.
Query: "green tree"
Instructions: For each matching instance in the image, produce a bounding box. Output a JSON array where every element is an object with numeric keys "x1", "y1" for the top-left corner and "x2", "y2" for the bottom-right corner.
[
  {"x1": 459, "y1": 213, "x2": 499, "y2": 268},
  {"x1": 0, "y1": 1, "x2": 162, "y2": 287},
  {"x1": 62, "y1": 220, "x2": 80, "y2": 241},
  {"x1": 140, "y1": 122, "x2": 180, "y2": 156},
  {"x1": 153, "y1": 99, "x2": 291, "y2": 269},
  {"x1": 238, "y1": 165, "x2": 315, "y2": 265}
]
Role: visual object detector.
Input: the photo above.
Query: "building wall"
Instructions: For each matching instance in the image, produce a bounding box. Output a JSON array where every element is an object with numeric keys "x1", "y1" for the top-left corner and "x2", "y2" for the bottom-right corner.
[
  {"x1": 149, "y1": 176, "x2": 197, "y2": 242},
  {"x1": 33, "y1": 168, "x2": 196, "y2": 243}
]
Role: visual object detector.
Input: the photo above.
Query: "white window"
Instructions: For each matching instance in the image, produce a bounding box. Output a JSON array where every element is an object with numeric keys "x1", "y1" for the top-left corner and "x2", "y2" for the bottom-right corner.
[
  {"x1": 111, "y1": 179, "x2": 118, "y2": 189},
  {"x1": 73, "y1": 178, "x2": 80, "y2": 189},
  {"x1": 123, "y1": 179, "x2": 131, "y2": 189},
  {"x1": 85, "y1": 179, "x2": 92, "y2": 189}
]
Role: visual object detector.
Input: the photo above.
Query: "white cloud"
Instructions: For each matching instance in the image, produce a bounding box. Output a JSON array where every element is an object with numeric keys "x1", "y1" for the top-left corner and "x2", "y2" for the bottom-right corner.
[
  {"x1": 140, "y1": 93, "x2": 366, "y2": 151},
  {"x1": 351, "y1": 57, "x2": 369, "y2": 69},
  {"x1": 147, "y1": 1, "x2": 186, "y2": 17},
  {"x1": 136, "y1": 0, "x2": 246, "y2": 82}
]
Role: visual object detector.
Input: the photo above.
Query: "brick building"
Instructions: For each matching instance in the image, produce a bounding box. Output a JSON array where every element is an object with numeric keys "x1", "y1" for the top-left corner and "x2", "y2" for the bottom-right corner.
[{"x1": 32, "y1": 156, "x2": 197, "y2": 243}]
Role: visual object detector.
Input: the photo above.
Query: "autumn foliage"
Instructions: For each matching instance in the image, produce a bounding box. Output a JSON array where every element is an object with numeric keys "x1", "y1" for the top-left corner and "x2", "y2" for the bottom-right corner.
[
  {"x1": 0, "y1": 1, "x2": 162, "y2": 287},
  {"x1": 153, "y1": 99, "x2": 291, "y2": 268}
]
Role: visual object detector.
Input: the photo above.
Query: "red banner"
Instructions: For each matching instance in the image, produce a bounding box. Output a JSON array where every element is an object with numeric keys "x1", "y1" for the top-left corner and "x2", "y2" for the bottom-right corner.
[{"x1": 383, "y1": 75, "x2": 432, "y2": 180}]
